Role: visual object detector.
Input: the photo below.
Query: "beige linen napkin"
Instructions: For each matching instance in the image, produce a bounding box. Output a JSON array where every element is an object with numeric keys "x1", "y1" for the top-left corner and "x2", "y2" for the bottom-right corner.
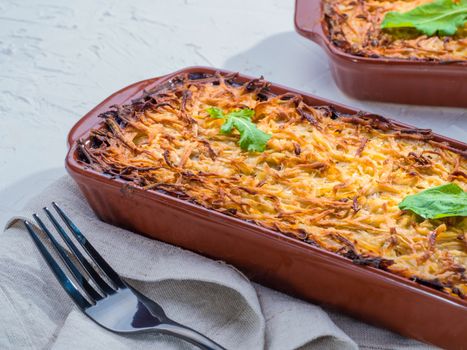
[{"x1": 0, "y1": 176, "x2": 434, "y2": 349}]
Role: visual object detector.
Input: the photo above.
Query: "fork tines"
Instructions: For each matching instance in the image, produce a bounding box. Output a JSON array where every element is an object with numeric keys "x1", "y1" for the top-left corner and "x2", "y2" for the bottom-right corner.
[{"x1": 23, "y1": 202, "x2": 125, "y2": 309}]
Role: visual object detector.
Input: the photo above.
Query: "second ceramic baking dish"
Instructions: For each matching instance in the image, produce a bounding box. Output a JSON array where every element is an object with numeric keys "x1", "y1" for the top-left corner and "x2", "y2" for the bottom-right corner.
[
  {"x1": 294, "y1": 0, "x2": 467, "y2": 107},
  {"x1": 66, "y1": 66, "x2": 467, "y2": 349}
]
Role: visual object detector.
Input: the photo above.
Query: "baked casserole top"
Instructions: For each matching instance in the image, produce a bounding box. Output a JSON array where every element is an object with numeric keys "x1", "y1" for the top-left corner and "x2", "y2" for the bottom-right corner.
[
  {"x1": 324, "y1": 0, "x2": 467, "y2": 61},
  {"x1": 79, "y1": 72, "x2": 467, "y2": 299}
]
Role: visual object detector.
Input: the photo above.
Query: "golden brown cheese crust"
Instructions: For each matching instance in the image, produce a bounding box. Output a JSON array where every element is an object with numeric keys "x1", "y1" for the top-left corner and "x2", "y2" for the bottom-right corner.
[
  {"x1": 324, "y1": 0, "x2": 467, "y2": 61},
  {"x1": 79, "y1": 73, "x2": 467, "y2": 299}
]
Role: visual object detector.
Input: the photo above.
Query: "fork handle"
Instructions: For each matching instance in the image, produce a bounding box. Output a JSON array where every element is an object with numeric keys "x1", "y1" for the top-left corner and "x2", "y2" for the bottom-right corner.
[{"x1": 156, "y1": 321, "x2": 226, "y2": 350}]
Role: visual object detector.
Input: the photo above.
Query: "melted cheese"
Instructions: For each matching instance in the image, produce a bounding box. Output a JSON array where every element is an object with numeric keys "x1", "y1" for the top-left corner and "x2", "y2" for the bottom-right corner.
[{"x1": 81, "y1": 74, "x2": 467, "y2": 298}]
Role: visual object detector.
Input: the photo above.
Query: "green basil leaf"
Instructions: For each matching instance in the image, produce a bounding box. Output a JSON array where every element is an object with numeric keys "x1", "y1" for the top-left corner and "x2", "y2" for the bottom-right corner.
[
  {"x1": 399, "y1": 183, "x2": 467, "y2": 219},
  {"x1": 207, "y1": 107, "x2": 271, "y2": 152},
  {"x1": 220, "y1": 117, "x2": 235, "y2": 134},
  {"x1": 206, "y1": 107, "x2": 224, "y2": 119},
  {"x1": 381, "y1": 0, "x2": 467, "y2": 36}
]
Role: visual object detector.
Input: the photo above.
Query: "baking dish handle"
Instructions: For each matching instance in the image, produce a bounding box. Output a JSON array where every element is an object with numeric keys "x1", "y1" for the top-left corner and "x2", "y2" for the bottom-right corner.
[
  {"x1": 67, "y1": 75, "x2": 168, "y2": 147},
  {"x1": 294, "y1": 0, "x2": 325, "y2": 45}
]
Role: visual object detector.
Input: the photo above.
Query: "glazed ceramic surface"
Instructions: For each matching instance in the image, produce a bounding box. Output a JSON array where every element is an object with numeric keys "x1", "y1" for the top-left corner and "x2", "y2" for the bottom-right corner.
[
  {"x1": 66, "y1": 67, "x2": 467, "y2": 350},
  {"x1": 294, "y1": 0, "x2": 467, "y2": 107}
]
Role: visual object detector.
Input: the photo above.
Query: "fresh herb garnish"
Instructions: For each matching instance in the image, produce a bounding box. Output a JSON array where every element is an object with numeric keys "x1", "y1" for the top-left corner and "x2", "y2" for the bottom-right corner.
[
  {"x1": 207, "y1": 107, "x2": 271, "y2": 152},
  {"x1": 399, "y1": 183, "x2": 467, "y2": 219},
  {"x1": 381, "y1": 0, "x2": 467, "y2": 36}
]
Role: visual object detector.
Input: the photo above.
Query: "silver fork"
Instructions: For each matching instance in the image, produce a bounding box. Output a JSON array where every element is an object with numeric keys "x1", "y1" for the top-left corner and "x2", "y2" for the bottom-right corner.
[{"x1": 23, "y1": 202, "x2": 225, "y2": 350}]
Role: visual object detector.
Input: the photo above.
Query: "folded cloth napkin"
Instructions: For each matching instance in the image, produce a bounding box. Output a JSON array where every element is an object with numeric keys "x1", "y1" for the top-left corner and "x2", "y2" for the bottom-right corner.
[{"x1": 0, "y1": 176, "x2": 435, "y2": 350}]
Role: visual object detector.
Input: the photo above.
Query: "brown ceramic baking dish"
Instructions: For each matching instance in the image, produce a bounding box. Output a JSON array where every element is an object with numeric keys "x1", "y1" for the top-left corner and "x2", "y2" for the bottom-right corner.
[
  {"x1": 294, "y1": 0, "x2": 467, "y2": 107},
  {"x1": 66, "y1": 66, "x2": 467, "y2": 349}
]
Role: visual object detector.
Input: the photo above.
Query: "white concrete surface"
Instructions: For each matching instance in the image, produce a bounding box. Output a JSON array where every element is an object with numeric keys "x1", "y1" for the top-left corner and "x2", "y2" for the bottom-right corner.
[{"x1": 0, "y1": 0, "x2": 466, "y2": 212}]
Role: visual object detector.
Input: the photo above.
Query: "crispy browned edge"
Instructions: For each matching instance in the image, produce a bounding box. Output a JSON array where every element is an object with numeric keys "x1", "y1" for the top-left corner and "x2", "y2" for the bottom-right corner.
[{"x1": 76, "y1": 71, "x2": 467, "y2": 298}]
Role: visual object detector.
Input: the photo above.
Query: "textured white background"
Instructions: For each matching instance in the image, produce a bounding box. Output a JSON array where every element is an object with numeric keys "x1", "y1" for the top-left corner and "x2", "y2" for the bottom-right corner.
[{"x1": 0, "y1": 0, "x2": 466, "y2": 211}]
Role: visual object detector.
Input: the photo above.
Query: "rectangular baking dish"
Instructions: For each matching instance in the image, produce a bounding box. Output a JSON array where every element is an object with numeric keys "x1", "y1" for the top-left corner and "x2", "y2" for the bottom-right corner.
[
  {"x1": 294, "y1": 0, "x2": 467, "y2": 107},
  {"x1": 66, "y1": 66, "x2": 467, "y2": 349}
]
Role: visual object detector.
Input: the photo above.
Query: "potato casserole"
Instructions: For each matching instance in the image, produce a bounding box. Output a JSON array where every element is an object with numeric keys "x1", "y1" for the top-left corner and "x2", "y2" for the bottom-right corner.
[
  {"x1": 78, "y1": 72, "x2": 467, "y2": 299},
  {"x1": 324, "y1": 0, "x2": 467, "y2": 61}
]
